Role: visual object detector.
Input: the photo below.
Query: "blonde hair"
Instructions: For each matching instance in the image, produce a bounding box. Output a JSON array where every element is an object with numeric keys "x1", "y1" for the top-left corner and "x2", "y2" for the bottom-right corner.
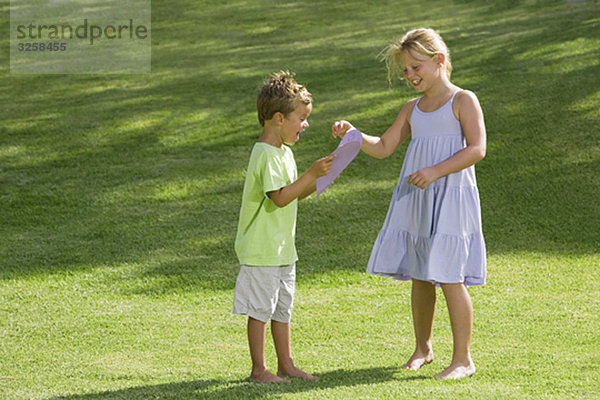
[
  {"x1": 256, "y1": 71, "x2": 312, "y2": 126},
  {"x1": 382, "y1": 28, "x2": 452, "y2": 84}
]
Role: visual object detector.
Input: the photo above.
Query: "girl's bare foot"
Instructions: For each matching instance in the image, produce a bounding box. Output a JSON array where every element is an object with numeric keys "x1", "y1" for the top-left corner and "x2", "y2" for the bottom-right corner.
[
  {"x1": 278, "y1": 365, "x2": 319, "y2": 381},
  {"x1": 249, "y1": 369, "x2": 289, "y2": 383},
  {"x1": 402, "y1": 350, "x2": 434, "y2": 370},
  {"x1": 433, "y1": 362, "x2": 476, "y2": 379}
]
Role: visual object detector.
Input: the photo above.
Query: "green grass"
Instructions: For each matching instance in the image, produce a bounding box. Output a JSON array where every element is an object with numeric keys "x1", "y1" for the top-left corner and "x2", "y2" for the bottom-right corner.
[{"x1": 1, "y1": 0, "x2": 599, "y2": 398}]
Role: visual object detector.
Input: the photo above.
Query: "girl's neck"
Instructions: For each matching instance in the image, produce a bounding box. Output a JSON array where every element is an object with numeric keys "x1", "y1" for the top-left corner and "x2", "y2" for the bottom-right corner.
[
  {"x1": 418, "y1": 81, "x2": 458, "y2": 113},
  {"x1": 423, "y1": 80, "x2": 456, "y2": 100}
]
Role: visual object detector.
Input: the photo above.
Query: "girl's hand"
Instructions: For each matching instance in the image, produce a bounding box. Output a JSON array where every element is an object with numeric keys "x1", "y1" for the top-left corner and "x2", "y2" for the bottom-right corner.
[
  {"x1": 408, "y1": 167, "x2": 440, "y2": 189},
  {"x1": 332, "y1": 120, "x2": 355, "y2": 139}
]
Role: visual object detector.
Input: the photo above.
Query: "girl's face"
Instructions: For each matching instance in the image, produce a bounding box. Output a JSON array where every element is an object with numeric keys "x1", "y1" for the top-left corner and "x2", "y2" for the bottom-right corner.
[
  {"x1": 399, "y1": 49, "x2": 443, "y2": 92},
  {"x1": 281, "y1": 102, "x2": 311, "y2": 146}
]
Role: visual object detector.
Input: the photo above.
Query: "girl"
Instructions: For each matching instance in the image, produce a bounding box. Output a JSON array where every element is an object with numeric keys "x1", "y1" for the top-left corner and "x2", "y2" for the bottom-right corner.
[{"x1": 332, "y1": 28, "x2": 486, "y2": 379}]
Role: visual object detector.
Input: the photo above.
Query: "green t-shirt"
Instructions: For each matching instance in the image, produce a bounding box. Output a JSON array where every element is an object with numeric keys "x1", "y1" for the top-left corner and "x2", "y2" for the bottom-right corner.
[{"x1": 235, "y1": 143, "x2": 298, "y2": 266}]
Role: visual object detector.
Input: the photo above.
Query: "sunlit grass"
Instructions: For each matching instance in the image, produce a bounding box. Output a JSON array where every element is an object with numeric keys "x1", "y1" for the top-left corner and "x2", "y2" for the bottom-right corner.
[{"x1": 1, "y1": 0, "x2": 599, "y2": 399}]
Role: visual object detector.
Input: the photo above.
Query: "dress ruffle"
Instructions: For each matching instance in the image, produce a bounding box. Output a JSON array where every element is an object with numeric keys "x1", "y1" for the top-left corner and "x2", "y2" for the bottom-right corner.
[{"x1": 366, "y1": 100, "x2": 486, "y2": 286}]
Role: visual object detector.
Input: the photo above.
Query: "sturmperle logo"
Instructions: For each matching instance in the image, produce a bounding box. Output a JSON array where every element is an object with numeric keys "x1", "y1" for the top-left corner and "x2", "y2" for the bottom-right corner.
[{"x1": 10, "y1": 0, "x2": 151, "y2": 74}]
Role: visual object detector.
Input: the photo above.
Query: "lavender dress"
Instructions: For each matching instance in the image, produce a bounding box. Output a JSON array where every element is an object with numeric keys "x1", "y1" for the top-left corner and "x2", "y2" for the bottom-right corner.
[{"x1": 366, "y1": 92, "x2": 486, "y2": 286}]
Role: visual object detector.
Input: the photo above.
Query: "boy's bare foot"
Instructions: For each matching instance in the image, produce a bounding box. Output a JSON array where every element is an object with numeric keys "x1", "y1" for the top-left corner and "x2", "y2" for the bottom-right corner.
[
  {"x1": 278, "y1": 365, "x2": 319, "y2": 381},
  {"x1": 402, "y1": 350, "x2": 434, "y2": 370},
  {"x1": 433, "y1": 362, "x2": 476, "y2": 379},
  {"x1": 249, "y1": 369, "x2": 289, "y2": 383}
]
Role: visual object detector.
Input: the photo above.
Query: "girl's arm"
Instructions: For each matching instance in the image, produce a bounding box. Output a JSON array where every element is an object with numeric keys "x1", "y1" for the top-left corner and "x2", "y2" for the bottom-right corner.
[
  {"x1": 407, "y1": 90, "x2": 486, "y2": 189},
  {"x1": 332, "y1": 100, "x2": 416, "y2": 159}
]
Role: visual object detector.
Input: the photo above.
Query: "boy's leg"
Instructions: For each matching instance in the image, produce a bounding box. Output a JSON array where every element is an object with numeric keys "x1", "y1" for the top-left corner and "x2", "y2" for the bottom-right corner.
[
  {"x1": 270, "y1": 264, "x2": 317, "y2": 380},
  {"x1": 403, "y1": 279, "x2": 436, "y2": 370},
  {"x1": 271, "y1": 320, "x2": 318, "y2": 381},
  {"x1": 434, "y1": 283, "x2": 475, "y2": 379},
  {"x1": 248, "y1": 317, "x2": 287, "y2": 383}
]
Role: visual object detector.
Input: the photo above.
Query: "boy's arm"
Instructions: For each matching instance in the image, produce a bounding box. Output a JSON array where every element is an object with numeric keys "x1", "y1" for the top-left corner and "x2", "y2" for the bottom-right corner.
[
  {"x1": 268, "y1": 154, "x2": 334, "y2": 208},
  {"x1": 298, "y1": 181, "x2": 316, "y2": 201}
]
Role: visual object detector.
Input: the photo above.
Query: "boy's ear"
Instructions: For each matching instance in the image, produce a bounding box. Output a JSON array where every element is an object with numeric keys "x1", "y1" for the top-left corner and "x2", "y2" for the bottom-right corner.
[{"x1": 273, "y1": 111, "x2": 285, "y2": 125}]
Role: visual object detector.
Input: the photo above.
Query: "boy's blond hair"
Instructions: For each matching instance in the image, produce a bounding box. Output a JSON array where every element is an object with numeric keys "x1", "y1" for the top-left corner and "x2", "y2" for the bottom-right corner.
[
  {"x1": 382, "y1": 28, "x2": 453, "y2": 84},
  {"x1": 257, "y1": 71, "x2": 312, "y2": 126}
]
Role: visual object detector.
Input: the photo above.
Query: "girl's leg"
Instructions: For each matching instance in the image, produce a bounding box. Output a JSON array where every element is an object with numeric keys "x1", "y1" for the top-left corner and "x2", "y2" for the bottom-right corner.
[
  {"x1": 271, "y1": 320, "x2": 319, "y2": 380},
  {"x1": 435, "y1": 283, "x2": 476, "y2": 379},
  {"x1": 247, "y1": 317, "x2": 287, "y2": 383},
  {"x1": 403, "y1": 279, "x2": 436, "y2": 370}
]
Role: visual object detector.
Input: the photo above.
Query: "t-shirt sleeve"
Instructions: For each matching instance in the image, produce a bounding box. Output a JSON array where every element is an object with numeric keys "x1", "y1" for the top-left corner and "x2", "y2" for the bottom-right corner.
[{"x1": 261, "y1": 153, "x2": 289, "y2": 196}]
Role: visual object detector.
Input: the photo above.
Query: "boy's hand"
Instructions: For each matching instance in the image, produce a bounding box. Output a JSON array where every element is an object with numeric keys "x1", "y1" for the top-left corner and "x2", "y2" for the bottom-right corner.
[
  {"x1": 310, "y1": 154, "x2": 335, "y2": 178},
  {"x1": 332, "y1": 120, "x2": 355, "y2": 139}
]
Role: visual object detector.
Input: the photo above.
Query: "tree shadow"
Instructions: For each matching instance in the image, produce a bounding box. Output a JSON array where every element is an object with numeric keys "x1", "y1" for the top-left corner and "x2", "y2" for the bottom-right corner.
[
  {"x1": 1, "y1": 0, "x2": 598, "y2": 289},
  {"x1": 46, "y1": 366, "x2": 424, "y2": 400}
]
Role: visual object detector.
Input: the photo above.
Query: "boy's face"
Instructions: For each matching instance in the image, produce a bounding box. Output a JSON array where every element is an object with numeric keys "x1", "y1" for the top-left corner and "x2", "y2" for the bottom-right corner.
[{"x1": 281, "y1": 102, "x2": 312, "y2": 146}]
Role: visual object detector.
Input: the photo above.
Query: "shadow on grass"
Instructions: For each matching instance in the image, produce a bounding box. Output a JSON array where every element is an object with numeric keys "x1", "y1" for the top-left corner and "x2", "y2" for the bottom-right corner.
[
  {"x1": 46, "y1": 367, "x2": 424, "y2": 400},
  {"x1": 1, "y1": 0, "x2": 598, "y2": 286}
]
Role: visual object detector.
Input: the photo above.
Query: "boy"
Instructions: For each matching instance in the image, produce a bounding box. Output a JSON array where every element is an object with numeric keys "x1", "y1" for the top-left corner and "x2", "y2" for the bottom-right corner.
[{"x1": 233, "y1": 71, "x2": 334, "y2": 383}]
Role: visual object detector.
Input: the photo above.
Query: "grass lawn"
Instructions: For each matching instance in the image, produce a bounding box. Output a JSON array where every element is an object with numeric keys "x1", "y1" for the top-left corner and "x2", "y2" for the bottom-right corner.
[{"x1": 1, "y1": 0, "x2": 599, "y2": 398}]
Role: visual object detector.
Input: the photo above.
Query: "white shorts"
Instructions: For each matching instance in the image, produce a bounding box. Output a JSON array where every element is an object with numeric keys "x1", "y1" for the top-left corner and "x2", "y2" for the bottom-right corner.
[{"x1": 232, "y1": 264, "x2": 296, "y2": 323}]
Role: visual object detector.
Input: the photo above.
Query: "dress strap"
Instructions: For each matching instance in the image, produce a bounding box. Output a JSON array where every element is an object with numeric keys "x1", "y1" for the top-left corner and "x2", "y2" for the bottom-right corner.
[{"x1": 450, "y1": 90, "x2": 462, "y2": 104}]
